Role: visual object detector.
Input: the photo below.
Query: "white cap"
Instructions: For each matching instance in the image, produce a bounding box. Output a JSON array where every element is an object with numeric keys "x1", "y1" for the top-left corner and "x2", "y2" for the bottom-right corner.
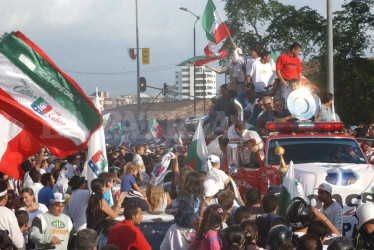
[
  {"x1": 50, "y1": 193, "x2": 65, "y2": 203},
  {"x1": 209, "y1": 155, "x2": 220, "y2": 164},
  {"x1": 356, "y1": 203, "x2": 374, "y2": 230},
  {"x1": 203, "y1": 179, "x2": 220, "y2": 197},
  {"x1": 315, "y1": 183, "x2": 332, "y2": 194}
]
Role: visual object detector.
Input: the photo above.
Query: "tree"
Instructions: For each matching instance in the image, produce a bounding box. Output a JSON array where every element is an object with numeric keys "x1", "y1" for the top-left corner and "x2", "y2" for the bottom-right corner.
[
  {"x1": 314, "y1": 1, "x2": 374, "y2": 124},
  {"x1": 220, "y1": 0, "x2": 324, "y2": 65}
]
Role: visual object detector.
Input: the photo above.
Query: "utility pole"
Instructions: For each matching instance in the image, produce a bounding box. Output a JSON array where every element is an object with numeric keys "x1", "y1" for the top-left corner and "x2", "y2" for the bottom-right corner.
[
  {"x1": 180, "y1": 7, "x2": 200, "y2": 116},
  {"x1": 136, "y1": 0, "x2": 141, "y2": 120},
  {"x1": 327, "y1": 0, "x2": 334, "y2": 96}
]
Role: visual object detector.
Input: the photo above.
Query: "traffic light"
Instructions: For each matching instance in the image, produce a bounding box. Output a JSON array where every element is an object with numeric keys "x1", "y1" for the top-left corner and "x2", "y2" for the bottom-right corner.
[
  {"x1": 139, "y1": 77, "x2": 146, "y2": 92},
  {"x1": 162, "y1": 83, "x2": 169, "y2": 96}
]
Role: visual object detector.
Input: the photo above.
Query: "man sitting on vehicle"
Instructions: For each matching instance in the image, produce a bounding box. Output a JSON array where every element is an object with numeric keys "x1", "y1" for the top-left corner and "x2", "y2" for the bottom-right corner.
[
  {"x1": 256, "y1": 96, "x2": 274, "y2": 136},
  {"x1": 272, "y1": 98, "x2": 294, "y2": 122},
  {"x1": 229, "y1": 121, "x2": 264, "y2": 151}
]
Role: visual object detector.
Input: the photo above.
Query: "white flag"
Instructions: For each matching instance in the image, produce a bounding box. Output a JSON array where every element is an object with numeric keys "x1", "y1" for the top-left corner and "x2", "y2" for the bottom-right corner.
[{"x1": 85, "y1": 91, "x2": 108, "y2": 188}]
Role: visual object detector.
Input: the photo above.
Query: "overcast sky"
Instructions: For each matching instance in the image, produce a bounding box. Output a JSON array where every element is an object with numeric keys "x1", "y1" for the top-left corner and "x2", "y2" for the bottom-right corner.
[{"x1": 0, "y1": 0, "x2": 356, "y2": 97}]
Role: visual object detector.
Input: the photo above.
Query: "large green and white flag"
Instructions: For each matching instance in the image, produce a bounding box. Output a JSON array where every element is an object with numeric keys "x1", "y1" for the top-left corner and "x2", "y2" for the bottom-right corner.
[
  {"x1": 0, "y1": 31, "x2": 102, "y2": 157},
  {"x1": 86, "y1": 91, "x2": 108, "y2": 187},
  {"x1": 277, "y1": 160, "x2": 305, "y2": 216},
  {"x1": 184, "y1": 121, "x2": 208, "y2": 171},
  {"x1": 202, "y1": 0, "x2": 230, "y2": 57}
]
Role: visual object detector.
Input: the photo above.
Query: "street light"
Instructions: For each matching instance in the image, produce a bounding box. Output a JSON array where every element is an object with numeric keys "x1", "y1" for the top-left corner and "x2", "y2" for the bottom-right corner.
[{"x1": 180, "y1": 7, "x2": 200, "y2": 115}]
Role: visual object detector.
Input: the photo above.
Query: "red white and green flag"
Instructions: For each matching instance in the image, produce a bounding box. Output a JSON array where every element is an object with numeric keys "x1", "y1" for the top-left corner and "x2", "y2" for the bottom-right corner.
[
  {"x1": 0, "y1": 31, "x2": 102, "y2": 158},
  {"x1": 85, "y1": 92, "x2": 108, "y2": 188},
  {"x1": 0, "y1": 110, "x2": 43, "y2": 179},
  {"x1": 277, "y1": 161, "x2": 305, "y2": 216},
  {"x1": 149, "y1": 116, "x2": 163, "y2": 140},
  {"x1": 177, "y1": 49, "x2": 227, "y2": 67},
  {"x1": 103, "y1": 113, "x2": 114, "y2": 130},
  {"x1": 184, "y1": 121, "x2": 208, "y2": 171},
  {"x1": 202, "y1": 0, "x2": 230, "y2": 57},
  {"x1": 127, "y1": 48, "x2": 137, "y2": 60}
]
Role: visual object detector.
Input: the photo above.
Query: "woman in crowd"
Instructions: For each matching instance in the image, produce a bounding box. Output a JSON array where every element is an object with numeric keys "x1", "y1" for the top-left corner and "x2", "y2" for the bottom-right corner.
[
  {"x1": 146, "y1": 183, "x2": 171, "y2": 212},
  {"x1": 86, "y1": 178, "x2": 126, "y2": 233},
  {"x1": 19, "y1": 187, "x2": 48, "y2": 225},
  {"x1": 19, "y1": 187, "x2": 48, "y2": 248},
  {"x1": 174, "y1": 171, "x2": 205, "y2": 229}
]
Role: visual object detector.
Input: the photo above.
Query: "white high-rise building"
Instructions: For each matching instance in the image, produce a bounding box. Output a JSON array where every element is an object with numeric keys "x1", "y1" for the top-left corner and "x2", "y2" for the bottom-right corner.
[{"x1": 173, "y1": 66, "x2": 216, "y2": 101}]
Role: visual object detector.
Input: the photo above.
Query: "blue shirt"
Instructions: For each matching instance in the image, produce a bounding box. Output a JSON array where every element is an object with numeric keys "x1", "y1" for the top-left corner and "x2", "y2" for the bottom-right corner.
[
  {"x1": 38, "y1": 186, "x2": 55, "y2": 209},
  {"x1": 120, "y1": 174, "x2": 136, "y2": 192},
  {"x1": 103, "y1": 190, "x2": 113, "y2": 207}
]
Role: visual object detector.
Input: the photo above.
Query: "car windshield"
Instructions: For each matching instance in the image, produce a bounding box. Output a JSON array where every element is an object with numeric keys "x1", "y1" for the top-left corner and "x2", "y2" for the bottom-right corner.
[{"x1": 267, "y1": 137, "x2": 367, "y2": 165}]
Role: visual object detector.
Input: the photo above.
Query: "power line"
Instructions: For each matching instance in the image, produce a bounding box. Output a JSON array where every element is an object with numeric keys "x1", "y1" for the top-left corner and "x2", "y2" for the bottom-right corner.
[{"x1": 63, "y1": 62, "x2": 180, "y2": 75}]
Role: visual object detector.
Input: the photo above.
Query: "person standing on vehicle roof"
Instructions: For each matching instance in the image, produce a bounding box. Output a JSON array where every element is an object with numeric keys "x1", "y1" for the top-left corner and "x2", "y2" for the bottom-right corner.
[
  {"x1": 248, "y1": 51, "x2": 274, "y2": 95},
  {"x1": 276, "y1": 42, "x2": 303, "y2": 104},
  {"x1": 245, "y1": 45, "x2": 262, "y2": 84},
  {"x1": 230, "y1": 121, "x2": 264, "y2": 151},
  {"x1": 316, "y1": 183, "x2": 343, "y2": 234}
]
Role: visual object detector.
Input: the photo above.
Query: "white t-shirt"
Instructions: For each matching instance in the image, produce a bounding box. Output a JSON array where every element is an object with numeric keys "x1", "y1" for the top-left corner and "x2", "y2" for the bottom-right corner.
[
  {"x1": 207, "y1": 168, "x2": 229, "y2": 190},
  {"x1": 246, "y1": 56, "x2": 261, "y2": 76},
  {"x1": 133, "y1": 153, "x2": 145, "y2": 172},
  {"x1": 0, "y1": 206, "x2": 25, "y2": 248},
  {"x1": 56, "y1": 162, "x2": 76, "y2": 194},
  {"x1": 23, "y1": 171, "x2": 34, "y2": 189},
  {"x1": 229, "y1": 129, "x2": 264, "y2": 150},
  {"x1": 160, "y1": 223, "x2": 195, "y2": 250},
  {"x1": 31, "y1": 183, "x2": 44, "y2": 203},
  {"x1": 321, "y1": 201, "x2": 343, "y2": 234},
  {"x1": 19, "y1": 203, "x2": 48, "y2": 225},
  {"x1": 249, "y1": 61, "x2": 273, "y2": 92}
]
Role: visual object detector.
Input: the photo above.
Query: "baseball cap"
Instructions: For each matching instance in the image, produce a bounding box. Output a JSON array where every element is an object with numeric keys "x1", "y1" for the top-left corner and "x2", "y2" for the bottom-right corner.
[
  {"x1": 208, "y1": 155, "x2": 220, "y2": 164},
  {"x1": 50, "y1": 193, "x2": 65, "y2": 203},
  {"x1": 315, "y1": 183, "x2": 332, "y2": 194},
  {"x1": 204, "y1": 179, "x2": 220, "y2": 197}
]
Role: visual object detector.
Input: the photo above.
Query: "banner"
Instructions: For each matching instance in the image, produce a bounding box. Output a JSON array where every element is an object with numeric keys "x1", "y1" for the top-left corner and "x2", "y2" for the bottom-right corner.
[{"x1": 0, "y1": 31, "x2": 102, "y2": 157}]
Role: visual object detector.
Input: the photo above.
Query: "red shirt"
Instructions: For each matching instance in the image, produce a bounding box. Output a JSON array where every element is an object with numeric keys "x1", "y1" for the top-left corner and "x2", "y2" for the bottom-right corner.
[
  {"x1": 276, "y1": 53, "x2": 302, "y2": 80},
  {"x1": 107, "y1": 220, "x2": 151, "y2": 250}
]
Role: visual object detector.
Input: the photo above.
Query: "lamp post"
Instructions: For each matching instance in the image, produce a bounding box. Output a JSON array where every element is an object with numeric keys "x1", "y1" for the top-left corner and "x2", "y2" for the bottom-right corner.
[{"x1": 180, "y1": 7, "x2": 200, "y2": 115}]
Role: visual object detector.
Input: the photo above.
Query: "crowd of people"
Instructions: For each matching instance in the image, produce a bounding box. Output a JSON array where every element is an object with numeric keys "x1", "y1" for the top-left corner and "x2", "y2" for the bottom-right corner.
[
  {"x1": 0, "y1": 138, "x2": 373, "y2": 249},
  {"x1": 0, "y1": 40, "x2": 373, "y2": 250}
]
